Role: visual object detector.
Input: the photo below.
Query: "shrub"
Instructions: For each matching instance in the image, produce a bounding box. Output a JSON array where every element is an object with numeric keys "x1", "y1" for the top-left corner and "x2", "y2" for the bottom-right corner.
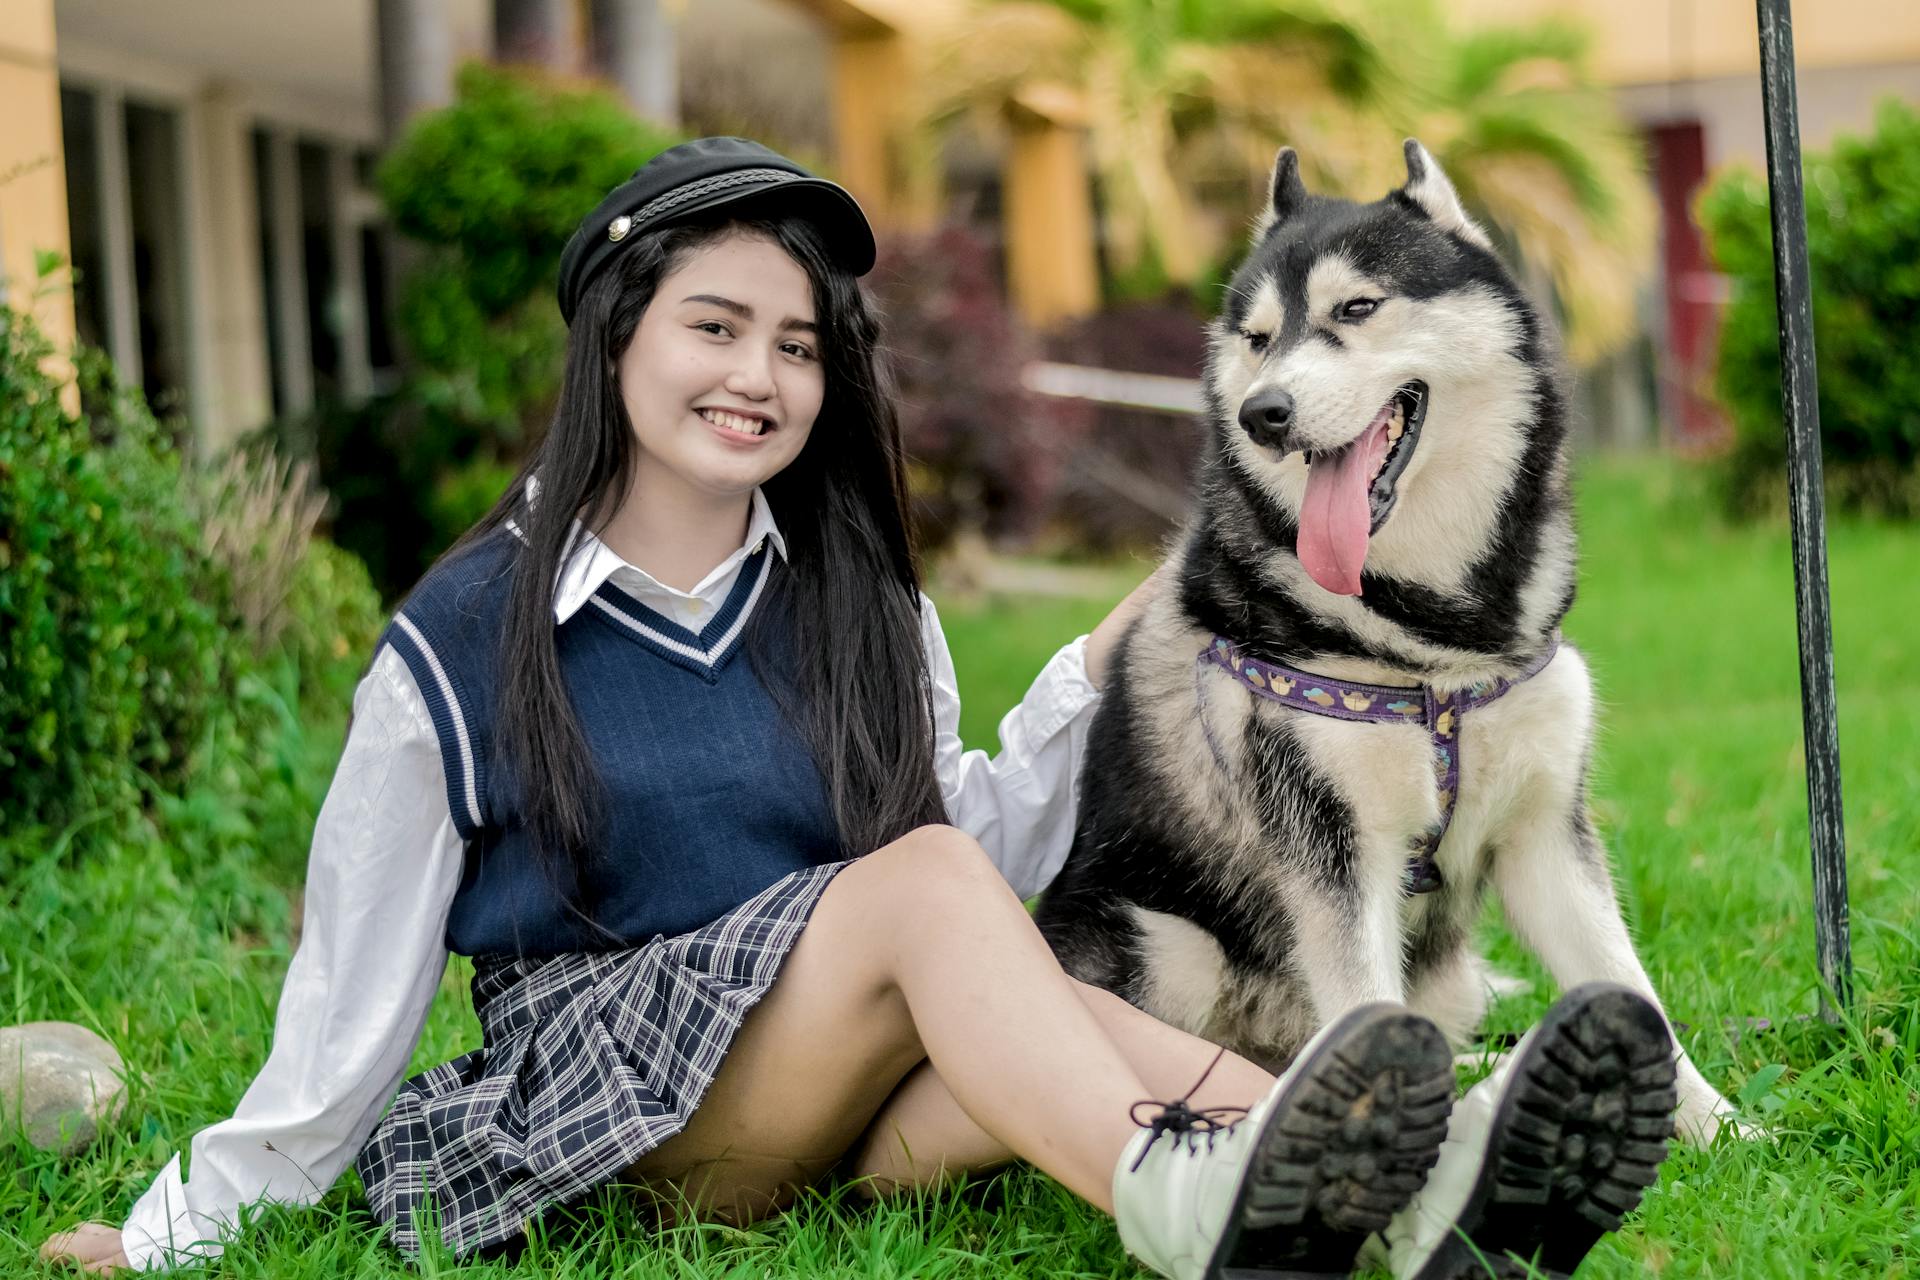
[
  {"x1": 1698, "y1": 97, "x2": 1920, "y2": 517},
  {"x1": 871, "y1": 225, "x2": 1080, "y2": 551},
  {"x1": 871, "y1": 231, "x2": 1211, "y2": 556},
  {"x1": 0, "y1": 307, "x2": 234, "y2": 829},
  {"x1": 195, "y1": 446, "x2": 329, "y2": 655},
  {"x1": 281, "y1": 537, "x2": 385, "y2": 718},
  {"x1": 1042, "y1": 297, "x2": 1211, "y2": 553},
  {"x1": 0, "y1": 297, "x2": 383, "y2": 850}
]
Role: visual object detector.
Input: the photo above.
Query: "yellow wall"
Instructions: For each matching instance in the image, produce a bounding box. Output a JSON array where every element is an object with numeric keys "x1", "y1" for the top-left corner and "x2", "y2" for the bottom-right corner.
[
  {"x1": 1448, "y1": 0, "x2": 1920, "y2": 85},
  {"x1": 0, "y1": 0, "x2": 75, "y2": 350}
]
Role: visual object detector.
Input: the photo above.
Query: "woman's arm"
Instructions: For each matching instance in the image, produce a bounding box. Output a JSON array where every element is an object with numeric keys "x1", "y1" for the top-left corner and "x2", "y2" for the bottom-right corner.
[
  {"x1": 44, "y1": 647, "x2": 465, "y2": 1273},
  {"x1": 920, "y1": 562, "x2": 1166, "y2": 900},
  {"x1": 1082, "y1": 561, "x2": 1172, "y2": 691}
]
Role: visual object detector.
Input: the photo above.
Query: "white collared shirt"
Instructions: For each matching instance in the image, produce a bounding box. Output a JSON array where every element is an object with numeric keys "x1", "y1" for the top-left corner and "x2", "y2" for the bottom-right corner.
[
  {"x1": 118, "y1": 487, "x2": 1101, "y2": 1270},
  {"x1": 551, "y1": 482, "x2": 789, "y2": 630}
]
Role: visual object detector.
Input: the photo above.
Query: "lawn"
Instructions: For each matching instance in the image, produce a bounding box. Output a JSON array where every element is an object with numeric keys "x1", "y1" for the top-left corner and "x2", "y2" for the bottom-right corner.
[{"x1": 6, "y1": 457, "x2": 1917, "y2": 1278}]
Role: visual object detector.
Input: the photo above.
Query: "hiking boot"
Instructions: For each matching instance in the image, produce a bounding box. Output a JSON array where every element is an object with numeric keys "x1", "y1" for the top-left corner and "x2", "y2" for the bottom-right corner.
[
  {"x1": 1385, "y1": 983, "x2": 1679, "y2": 1279},
  {"x1": 1114, "y1": 1003, "x2": 1454, "y2": 1279}
]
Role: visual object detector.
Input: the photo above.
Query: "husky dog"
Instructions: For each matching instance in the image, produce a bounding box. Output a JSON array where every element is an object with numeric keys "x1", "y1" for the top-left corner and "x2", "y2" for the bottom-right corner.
[{"x1": 1035, "y1": 140, "x2": 1733, "y2": 1143}]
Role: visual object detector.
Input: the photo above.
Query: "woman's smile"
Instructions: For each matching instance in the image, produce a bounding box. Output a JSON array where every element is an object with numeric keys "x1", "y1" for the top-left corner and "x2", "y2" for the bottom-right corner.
[{"x1": 697, "y1": 405, "x2": 778, "y2": 441}]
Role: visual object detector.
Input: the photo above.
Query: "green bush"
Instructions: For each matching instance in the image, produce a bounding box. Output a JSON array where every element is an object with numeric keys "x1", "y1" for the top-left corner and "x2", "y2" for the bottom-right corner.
[
  {"x1": 0, "y1": 307, "x2": 234, "y2": 828},
  {"x1": 1698, "y1": 97, "x2": 1920, "y2": 517},
  {"x1": 282, "y1": 537, "x2": 385, "y2": 717},
  {"x1": 0, "y1": 298, "x2": 384, "y2": 854}
]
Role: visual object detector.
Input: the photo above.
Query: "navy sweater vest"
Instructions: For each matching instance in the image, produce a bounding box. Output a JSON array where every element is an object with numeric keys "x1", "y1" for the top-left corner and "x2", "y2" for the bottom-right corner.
[{"x1": 383, "y1": 528, "x2": 843, "y2": 957}]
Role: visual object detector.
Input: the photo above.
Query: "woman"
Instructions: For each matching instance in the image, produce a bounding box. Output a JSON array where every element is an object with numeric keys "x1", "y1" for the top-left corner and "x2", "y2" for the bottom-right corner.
[{"x1": 45, "y1": 138, "x2": 1676, "y2": 1280}]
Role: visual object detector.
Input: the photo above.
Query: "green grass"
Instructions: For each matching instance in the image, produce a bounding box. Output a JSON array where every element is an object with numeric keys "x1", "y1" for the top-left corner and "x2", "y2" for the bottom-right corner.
[{"x1": 6, "y1": 457, "x2": 1918, "y2": 1277}]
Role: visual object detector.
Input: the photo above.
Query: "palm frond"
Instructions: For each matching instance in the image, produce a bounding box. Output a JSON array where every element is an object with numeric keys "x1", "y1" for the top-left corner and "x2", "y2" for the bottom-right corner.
[
  {"x1": 1449, "y1": 99, "x2": 1631, "y2": 224},
  {"x1": 1467, "y1": 149, "x2": 1655, "y2": 363},
  {"x1": 1447, "y1": 19, "x2": 1591, "y2": 100},
  {"x1": 1200, "y1": 0, "x2": 1396, "y2": 105},
  {"x1": 916, "y1": 0, "x2": 1659, "y2": 344}
]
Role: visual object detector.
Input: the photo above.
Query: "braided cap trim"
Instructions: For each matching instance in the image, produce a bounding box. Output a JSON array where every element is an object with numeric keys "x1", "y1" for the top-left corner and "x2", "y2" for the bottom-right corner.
[{"x1": 612, "y1": 168, "x2": 800, "y2": 240}]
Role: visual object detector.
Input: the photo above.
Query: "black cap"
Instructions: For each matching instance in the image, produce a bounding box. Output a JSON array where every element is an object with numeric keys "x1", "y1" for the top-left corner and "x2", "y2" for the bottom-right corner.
[{"x1": 556, "y1": 136, "x2": 877, "y2": 324}]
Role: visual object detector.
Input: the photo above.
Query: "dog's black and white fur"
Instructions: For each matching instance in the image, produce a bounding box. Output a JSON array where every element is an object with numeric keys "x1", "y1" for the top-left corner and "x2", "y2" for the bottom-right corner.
[{"x1": 1035, "y1": 140, "x2": 1732, "y2": 1142}]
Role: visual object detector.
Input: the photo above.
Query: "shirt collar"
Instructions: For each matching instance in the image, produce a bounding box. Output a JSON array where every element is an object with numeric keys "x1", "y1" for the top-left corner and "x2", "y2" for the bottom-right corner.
[{"x1": 519, "y1": 475, "x2": 789, "y2": 625}]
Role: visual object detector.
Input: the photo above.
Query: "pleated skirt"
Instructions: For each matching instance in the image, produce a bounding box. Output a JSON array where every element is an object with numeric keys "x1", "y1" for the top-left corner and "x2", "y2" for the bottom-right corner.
[{"x1": 355, "y1": 859, "x2": 850, "y2": 1258}]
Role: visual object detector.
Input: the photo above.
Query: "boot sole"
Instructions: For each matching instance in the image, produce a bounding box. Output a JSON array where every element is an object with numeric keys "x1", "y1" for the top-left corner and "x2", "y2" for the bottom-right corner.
[
  {"x1": 1211, "y1": 1003, "x2": 1455, "y2": 1279},
  {"x1": 1408, "y1": 983, "x2": 1679, "y2": 1280}
]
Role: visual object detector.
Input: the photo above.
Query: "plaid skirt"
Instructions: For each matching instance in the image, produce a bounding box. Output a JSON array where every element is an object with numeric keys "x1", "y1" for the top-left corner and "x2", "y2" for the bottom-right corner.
[{"x1": 354, "y1": 860, "x2": 851, "y2": 1259}]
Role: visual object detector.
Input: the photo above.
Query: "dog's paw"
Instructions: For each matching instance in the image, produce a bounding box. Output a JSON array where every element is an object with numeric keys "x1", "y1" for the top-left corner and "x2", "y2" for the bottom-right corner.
[{"x1": 1676, "y1": 1092, "x2": 1771, "y2": 1146}]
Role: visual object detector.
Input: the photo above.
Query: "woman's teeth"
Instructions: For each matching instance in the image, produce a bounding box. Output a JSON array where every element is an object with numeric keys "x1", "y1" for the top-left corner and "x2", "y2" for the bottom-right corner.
[{"x1": 700, "y1": 408, "x2": 768, "y2": 436}]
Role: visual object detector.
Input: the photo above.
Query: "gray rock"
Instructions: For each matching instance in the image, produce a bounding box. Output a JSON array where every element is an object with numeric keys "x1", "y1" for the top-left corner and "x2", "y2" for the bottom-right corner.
[{"x1": 0, "y1": 1022, "x2": 126, "y2": 1155}]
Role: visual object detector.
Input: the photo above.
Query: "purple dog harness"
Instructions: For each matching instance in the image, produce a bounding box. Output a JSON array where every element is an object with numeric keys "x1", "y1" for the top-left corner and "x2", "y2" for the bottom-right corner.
[{"x1": 1198, "y1": 635, "x2": 1561, "y2": 895}]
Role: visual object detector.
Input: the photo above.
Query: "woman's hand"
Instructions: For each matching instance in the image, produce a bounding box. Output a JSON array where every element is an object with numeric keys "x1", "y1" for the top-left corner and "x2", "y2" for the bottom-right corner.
[
  {"x1": 1084, "y1": 559, "x2": 1176, "y2": 690},
  {"x1": 40, "y1": 1223, "x2": 128, "y2": 1274}
]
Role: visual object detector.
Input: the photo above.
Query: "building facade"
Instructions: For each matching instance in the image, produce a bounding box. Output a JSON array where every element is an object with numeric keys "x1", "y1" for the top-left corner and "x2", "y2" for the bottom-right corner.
[{"x1": 2, "y1": 0, "x2": 1917, "y2": 453}]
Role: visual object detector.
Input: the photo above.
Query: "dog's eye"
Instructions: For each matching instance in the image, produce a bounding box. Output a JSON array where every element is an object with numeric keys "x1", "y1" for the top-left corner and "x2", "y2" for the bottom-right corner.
[
  {"x1": 1336, "y1": 299, "x2": 1380, "y2": 321},
  {"x1": 1242, "y1": 330, "x2": 1271, "y2": 353}
]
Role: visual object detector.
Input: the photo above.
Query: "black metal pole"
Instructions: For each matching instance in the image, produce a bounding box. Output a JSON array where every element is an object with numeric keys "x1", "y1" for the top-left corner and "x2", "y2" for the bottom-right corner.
[{"x1": 1754, "y1": 0, "x2": 1852, "y2": 1017}]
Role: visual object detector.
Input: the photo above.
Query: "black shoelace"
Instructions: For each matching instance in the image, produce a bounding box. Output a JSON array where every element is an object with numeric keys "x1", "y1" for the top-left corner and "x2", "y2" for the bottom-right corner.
[{"x1": 1127, "y1": 1046, "x2": 1251, "y2": 1172}]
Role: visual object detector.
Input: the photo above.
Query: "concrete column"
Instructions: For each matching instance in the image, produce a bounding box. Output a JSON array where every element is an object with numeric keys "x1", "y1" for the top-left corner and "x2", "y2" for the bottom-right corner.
[
  {"x1": 1004, "y1": 106, "x2": 1099, "y2": 330},
  {"x1": 495, "y1": 0, "x2": 580, "y2": 70},
  {"x1": 375, "y1": 0, "x2": 454, "y2": 384},
  {"x1": 590, "y1": 0, "x2": 677, "y2": 125},
  {"x1": 376, "y1": 0, "x2": 455, "y2": 144},
  {"x1": 186, "y1": 83, "x2": 273, "y2": 452},
  {"x1": 0, "y1": 0, "x2": 75, "y2": 351}
]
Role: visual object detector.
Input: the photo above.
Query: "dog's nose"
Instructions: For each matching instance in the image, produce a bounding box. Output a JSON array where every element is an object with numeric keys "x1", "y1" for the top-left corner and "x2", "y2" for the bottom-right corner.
[{"x1": 1238, "y1": 389, "x2": 1296, "y2": 449}]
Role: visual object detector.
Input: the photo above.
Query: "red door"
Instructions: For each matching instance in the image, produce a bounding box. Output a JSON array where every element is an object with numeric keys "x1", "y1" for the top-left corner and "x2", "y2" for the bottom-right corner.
[{"x1": 1649, "y1": 121, "x2": 1731, "y2": 447}]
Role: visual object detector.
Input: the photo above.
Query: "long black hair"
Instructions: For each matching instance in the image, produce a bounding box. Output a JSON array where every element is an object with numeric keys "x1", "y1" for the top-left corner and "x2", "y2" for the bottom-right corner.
[{"x1": 426, "y1": 213, "x2": 947, "y2": 886}]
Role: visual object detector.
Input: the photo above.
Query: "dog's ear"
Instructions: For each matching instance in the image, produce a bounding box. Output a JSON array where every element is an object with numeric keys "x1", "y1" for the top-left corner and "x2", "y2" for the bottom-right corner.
[
  {"x1": 1396, "y1": 139, "x2": 1492, "y2": 251},
  {"x1": 1254, "y1": 146, "x2": 1308, "y2": 239}
]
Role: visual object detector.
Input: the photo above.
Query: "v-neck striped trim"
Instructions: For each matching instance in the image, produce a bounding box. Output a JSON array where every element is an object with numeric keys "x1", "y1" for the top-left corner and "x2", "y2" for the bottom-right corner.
[{"x1": 584, "y1": 542, "x2": 772, "y2": 679}]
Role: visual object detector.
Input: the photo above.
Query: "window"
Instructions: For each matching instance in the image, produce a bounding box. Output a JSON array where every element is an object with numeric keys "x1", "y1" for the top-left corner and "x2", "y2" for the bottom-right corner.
[
  {"x1": 297, "y1": 139, "x2": 341, "y2": 398},
  {"x1": 58, "y1": 86, "x2": 108, "y2": 351},
  {"x1": 252, "y1": 128, "x2": 287, "y2": 418},
  {"x1": 358, "y1": 149, "x2": 396, "y2": 377},
  {"x1": 123, "y1": 100, "x2": 191, "y2": 413},
  {"x1": 57, "y1": 82, "x2": 192, "y2": 415},
  {"x1": 252, "y1": 126, "x2": 385, "y2": 416}
]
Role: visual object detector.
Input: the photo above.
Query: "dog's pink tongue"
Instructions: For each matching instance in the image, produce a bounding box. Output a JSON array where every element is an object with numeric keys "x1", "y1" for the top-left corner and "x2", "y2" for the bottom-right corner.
[{"x1": 1298, "y1": 417, "x2": 1391, "y2": 596}]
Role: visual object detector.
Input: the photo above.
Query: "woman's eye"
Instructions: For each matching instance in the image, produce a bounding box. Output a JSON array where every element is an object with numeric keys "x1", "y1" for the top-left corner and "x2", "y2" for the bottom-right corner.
[
  {"x1": 695, "y1": 321, "x2": 732, "y2": 337},
  {"x1": 1337, "y1": 298, "x2": 1380, "y2": 321},
  {"x1": 781, "y1": 343, "x2": 815, "y2": 361},
  {"x1": 1242, "y1": 330, "x2": 1271, "y2": 353}
]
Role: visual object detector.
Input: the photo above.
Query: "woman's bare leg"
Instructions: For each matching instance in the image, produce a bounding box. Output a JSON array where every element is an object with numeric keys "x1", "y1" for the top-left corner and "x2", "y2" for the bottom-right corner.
[
  {"x1": 625, "y1": 825, "x2": 1164, "y2": 1221},
  {"x1": 847, "y1": 980, "x2": 1275, "y2": 1196}
]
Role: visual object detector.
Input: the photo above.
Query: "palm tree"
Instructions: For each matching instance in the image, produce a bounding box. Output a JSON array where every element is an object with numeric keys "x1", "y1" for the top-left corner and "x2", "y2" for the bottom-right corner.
[
  {"x1": 916, "y1": 0, "x2": 1655, "y2": 364},
  {"x1": 1409, "y1": 18, "x2": 1656, "y2": 365},
  {"x1": 914, "y1": 0, "x2": 1394, "y2": 290}
]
